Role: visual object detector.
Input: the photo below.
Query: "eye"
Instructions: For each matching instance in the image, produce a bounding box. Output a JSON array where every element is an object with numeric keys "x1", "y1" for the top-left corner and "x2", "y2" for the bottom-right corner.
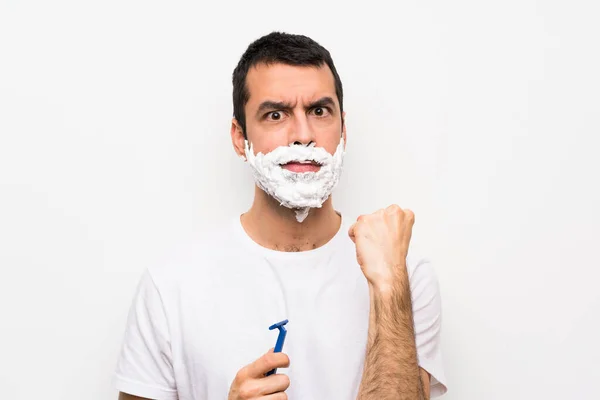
[
  {"x1": 311, "y1": 107, "x2": 330, "y2": 117},
  {"x1": 270, "y1": 111, "x2": 281, "y2": 120}
]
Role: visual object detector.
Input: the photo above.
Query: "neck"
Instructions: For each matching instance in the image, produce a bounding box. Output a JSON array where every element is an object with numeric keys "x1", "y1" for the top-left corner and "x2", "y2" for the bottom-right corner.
[{"x1": 240, "y1": 186, "x2": 341, "y2": 252}]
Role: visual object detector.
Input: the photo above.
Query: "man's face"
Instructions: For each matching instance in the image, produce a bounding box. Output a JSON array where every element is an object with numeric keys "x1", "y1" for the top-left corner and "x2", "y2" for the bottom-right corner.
[{"x1": 233, "y1": 62, "x2": 346, "y2": 162}]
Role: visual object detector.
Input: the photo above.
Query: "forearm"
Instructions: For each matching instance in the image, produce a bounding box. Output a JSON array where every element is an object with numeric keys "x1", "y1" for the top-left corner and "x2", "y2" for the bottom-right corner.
[{"x1": 357, "y1": 280, "x2": 426, "y2": 400}]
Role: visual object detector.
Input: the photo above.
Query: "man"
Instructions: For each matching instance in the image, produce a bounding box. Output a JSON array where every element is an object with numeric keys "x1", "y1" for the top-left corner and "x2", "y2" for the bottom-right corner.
[{"x1": 114, "y1": 31, "x2": 447, "y2": 399}]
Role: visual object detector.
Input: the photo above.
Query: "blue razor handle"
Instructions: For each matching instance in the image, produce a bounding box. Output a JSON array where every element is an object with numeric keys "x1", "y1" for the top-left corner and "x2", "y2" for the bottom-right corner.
[{"x1": 266, "y1": 319, "x2": 288, "y2": 376}]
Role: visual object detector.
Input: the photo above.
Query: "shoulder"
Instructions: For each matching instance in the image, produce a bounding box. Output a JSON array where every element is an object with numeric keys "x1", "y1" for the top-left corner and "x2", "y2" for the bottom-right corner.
[
  {"x1": 405, "y1": 251, "x2": 443, "y2": 333},
  {"x1": 145, "y1": 218, "x2": 237, "y2": 291},
  {"x1": 406, "y1": 251, "x2": 441, "y2": 309},
  {"x1": 406, "y1": 252, "x2": 439, "y2": 291}
]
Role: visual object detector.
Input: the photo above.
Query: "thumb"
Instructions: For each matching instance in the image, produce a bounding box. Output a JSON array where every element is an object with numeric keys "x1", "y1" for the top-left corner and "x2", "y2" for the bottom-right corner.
[{"x1": 348, "y1": 223, "x2": 357, "y2": 243}]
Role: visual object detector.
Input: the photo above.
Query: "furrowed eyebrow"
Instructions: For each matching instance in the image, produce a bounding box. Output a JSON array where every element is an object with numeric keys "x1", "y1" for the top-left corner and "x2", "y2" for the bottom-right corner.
[
  {"x1": 256, "y1": 100, "x2": 294, "y2": 118},
  {"x1": 306, "y1": 96, "x2": 336, "y2": 111},
  {"x1": 255, "y1": 96, "x2": 337, "y2": 118}
]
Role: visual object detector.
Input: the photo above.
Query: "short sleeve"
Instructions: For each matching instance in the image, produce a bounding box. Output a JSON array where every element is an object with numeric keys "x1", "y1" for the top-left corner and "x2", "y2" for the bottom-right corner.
[
  {"x1": 409, "y1": 257, "x2": 448, "y2": 397},
  {"x1": 114, "y1": 269, "x2": 178, "y2": 400}
]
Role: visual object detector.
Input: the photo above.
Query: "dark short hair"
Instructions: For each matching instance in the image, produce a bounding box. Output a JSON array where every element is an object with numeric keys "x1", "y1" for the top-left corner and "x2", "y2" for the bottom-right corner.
[{"x1": 232, "y1": 31, "x2": 344, "y2": 138}]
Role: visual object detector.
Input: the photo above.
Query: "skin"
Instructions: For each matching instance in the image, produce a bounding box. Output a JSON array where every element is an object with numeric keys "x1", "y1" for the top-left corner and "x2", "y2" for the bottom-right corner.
[
  {"x1": 231, "y1": 62, "x2": 347, "y2": 254},
  {"x1": 349, "y1": 206, "x2": 431, "y2": 399},
  {"x1": 119, "y1": 62, "x2": 431, "y2": 400}
]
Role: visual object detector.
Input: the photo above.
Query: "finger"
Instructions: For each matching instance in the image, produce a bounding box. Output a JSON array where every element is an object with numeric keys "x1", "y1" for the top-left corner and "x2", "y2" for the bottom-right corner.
[
  {"x1": 261, "y1": 392, "x2": 288, "y2": 400},
  {"x1": 261, "y1": 393, "x2": 288, "y2": 400},
  {"x1": 402, "y1": 209, "x2": 415, "y2": 245},
  {"x1": 348, "y1": 223, "x2": 357, "y2": 243},
  {"x1": 385, "y1": 204, "x2": 401, "y2": 214},
  {"x1": 260, "y1": 373, "x2": 291, "y2": 395},
  {"x1": 238, "y1": 374, "x2": 290, "y2": 398},
  {"x1": 246, "y1": 351, "x2": 290, "y2": 378},
  {"x1": 404, "y1": 209, "x2": 415, "y2": 225}
]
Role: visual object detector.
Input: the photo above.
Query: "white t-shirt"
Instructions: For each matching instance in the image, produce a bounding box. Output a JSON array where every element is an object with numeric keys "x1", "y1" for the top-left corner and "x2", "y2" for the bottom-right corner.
[{"x1": 114, "y1": 214, "x2": 448, "y2": 399}]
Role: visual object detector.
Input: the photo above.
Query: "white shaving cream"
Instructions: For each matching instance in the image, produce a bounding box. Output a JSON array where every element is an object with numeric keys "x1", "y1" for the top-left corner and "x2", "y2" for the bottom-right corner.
[{"x1": 244, "y1": 139, "x2": 345, "y2": 223}]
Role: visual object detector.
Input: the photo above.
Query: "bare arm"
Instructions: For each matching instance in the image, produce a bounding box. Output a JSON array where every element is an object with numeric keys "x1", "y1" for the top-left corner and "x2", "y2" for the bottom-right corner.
[
  {"x1": 349, "y1": 205, "x2": 432, "y2": 400},
  {"x1": 357, "y1": 283, "x2": 430, "y2": 400}
]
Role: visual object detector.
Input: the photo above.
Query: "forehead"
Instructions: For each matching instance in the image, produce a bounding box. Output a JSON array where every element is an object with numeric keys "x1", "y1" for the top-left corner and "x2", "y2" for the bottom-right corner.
[{"x1": 245, "y1": 63, "x2": 338, "y2": 108}]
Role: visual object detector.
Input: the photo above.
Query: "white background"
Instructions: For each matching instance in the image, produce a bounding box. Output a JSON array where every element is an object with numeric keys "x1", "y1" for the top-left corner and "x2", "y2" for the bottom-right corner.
[{"x1": 1, "y1": 1, "x2": 599, "y2": 399}]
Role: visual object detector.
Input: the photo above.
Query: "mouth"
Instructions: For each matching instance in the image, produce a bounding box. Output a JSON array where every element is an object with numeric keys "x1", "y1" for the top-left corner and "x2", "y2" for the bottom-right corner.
[{"x1": 280, "y1": 160, "x2": 322, "y2": 173}]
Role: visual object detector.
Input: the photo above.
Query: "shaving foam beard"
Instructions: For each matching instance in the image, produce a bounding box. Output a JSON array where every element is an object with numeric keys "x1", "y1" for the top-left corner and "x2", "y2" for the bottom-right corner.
[{"x1": 244, "y1": 138, "x2": 345, "y2": 222}]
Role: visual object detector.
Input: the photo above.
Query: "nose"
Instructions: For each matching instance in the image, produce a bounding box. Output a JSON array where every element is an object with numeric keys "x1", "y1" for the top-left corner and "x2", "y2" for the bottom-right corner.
[
  {"x1": 289, "y1": 113, "x2": 316, "y2": 146},
  {"x1": 293, "y1": 140, "x2": 313, "y2": 146}
]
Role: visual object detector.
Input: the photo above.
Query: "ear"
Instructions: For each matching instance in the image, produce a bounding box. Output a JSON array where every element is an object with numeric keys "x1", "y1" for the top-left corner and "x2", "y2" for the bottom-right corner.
[
  {"x1": 231, "y1": 118, "x2": 247, "y2": 160},
  {"x1": 341, "y1": 111, "x2": 347, "y2": 149}
]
